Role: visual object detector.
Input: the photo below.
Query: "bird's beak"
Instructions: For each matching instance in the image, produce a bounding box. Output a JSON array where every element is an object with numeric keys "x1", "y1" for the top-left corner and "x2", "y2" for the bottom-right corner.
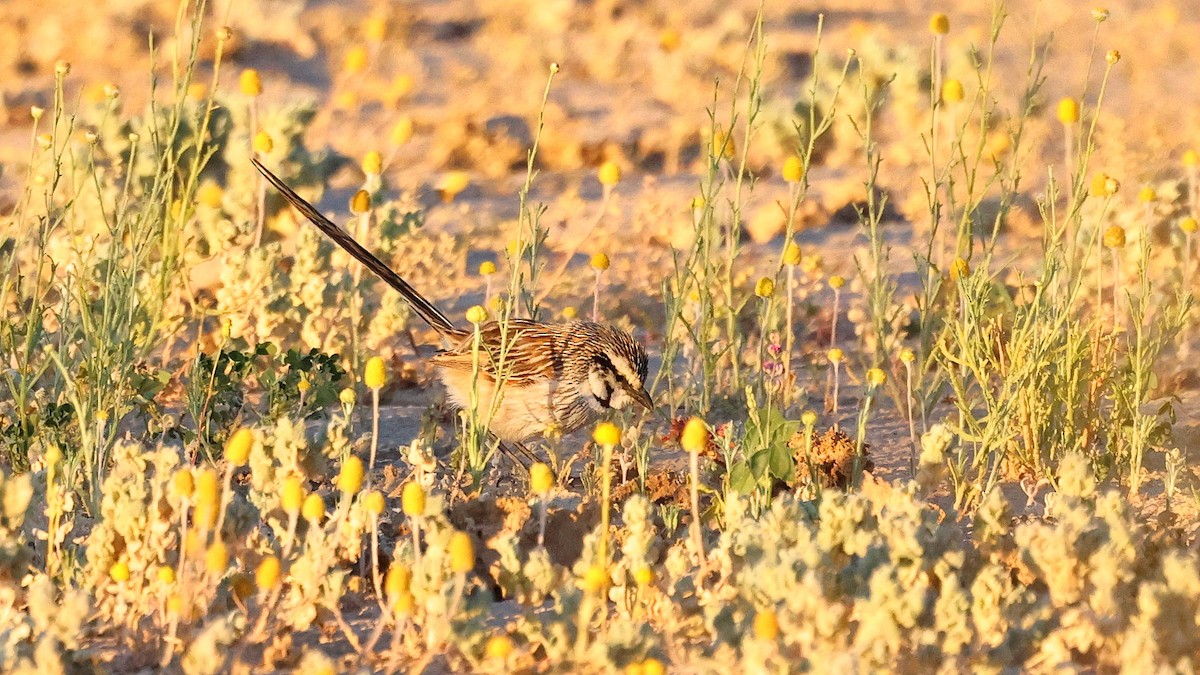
[{"x1": 630, "y1": 386, "x2": 654, "y2": 412}]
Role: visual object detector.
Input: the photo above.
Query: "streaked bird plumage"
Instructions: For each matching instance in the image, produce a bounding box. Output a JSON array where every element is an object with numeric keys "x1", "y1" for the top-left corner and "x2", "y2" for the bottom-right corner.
[{"x1": 252, "y1": 158, "x2": 652, "y2": 444}]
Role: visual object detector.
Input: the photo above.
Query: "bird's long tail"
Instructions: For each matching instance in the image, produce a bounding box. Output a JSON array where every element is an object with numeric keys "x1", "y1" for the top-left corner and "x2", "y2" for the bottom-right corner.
[{"x1": 252, "y1": 158, "x2": 459, "y2": 337}]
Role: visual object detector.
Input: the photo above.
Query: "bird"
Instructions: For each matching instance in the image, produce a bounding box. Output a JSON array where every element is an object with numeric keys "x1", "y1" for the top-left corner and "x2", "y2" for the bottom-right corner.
[{"x1": 251, "y1": 159, "x2": 653, "y2": 453}]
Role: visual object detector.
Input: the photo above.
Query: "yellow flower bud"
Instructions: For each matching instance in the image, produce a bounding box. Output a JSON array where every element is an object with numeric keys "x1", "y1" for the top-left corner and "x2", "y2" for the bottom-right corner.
[
  {"x1": 950, "y1": 257, "x2": 971, "y2": 281},
  {"x1": 256, "y1": 555, "x2": 281, "y2": 589},
  {"x1": 401, "y1": 481, "x2": 426, "y2": 517},
  {"x1": 710, "y1": 129, "x2": 735, "y2": 160},
  {"x1": 754, "y1": 277, "x2": 775, "y2": 298},
  {"x1": 282, "y1": 476, "x2": 304, "y2": 514},
  {"x1": 680, "y1": 417, "x2": 708, "y2": 454},
  {"x1": 302, "y1": 494, "x2": 325, "y2": 523},
  {"x1": 157, "y1": 565, "x2": 175, "y2": 584},
  {"x1": 801, "y1": 410, "x2": 818, "y2": 426},
  {"x1": 1138, "y1": 187, "x2": 1156, "y2": 203},
  {"x1": 198, "y1": 181, "x2": 224, "y2": 209},
  {"x1": 393, "y1": 589, "x2": 415, "y2": 616},
  {"x1": 364, "y1": 356, "x2": 387, "y2": 390},
  {"x1": 224, "y1": 428, "x2": 253, "y2": 467},
  {"x1": 1089, "y1": 173, "x2": 1112, "y2": 197},
  {"x1": 364, "y1": 15, "x2": 387, "y2": 42},
  {"x1": 1091, "y1": 8, "x2": 1109, "y2": 22},
  {"x1": 478, "y1": 260, "x2": 497, "y2": 276},
  {"x1": 166, "y1": 594, "x2": 184, "y2": 616},
  {"x1": 364, "y1": 490, "x2": 385, "y2": 515},
  {"x1": 239, "y1": 69, "x2": 262, "y2": 96},
  {"x1": 343, "y1": 45, "x2": 369, "y2": 74},
  {"x1": 205, "y1": 541, "x2": 229, "y2": 574},
  {"x1": 1181, "y1": 217, "x2": 1198, "y2": 234},
  {"x1": 867, "y1": 368, "x2": 887, "y2": 386},
  {"x1": 252, "y1": 131, "x2": 273, "y2": 154},
  {"x1": 941, "y1": 79, "x2": 964, "y2": 104},
  {"x1": 1057, "y1": 98, "x2": 1079, "y2": 124},
  {"x1": 598, "y1": 160, "x2": 621, "y2": 187},
  {"x1": 827, "y1": 348, "x2": 845, "y2": 364},
  {"x1": 338, "y1": 455, "x2": 365, "y2": 495},
  {"x1": 339, "y1": 387, "x2": 357, "y2": 407},
  {"x1": 1105, "y1": 49, "x2": 1120, "y2": 65},
  {"x1": 754, "y1": 610, "x2": 780, "y2": 641},
  {"x1": 174, "y1": 468, "x2": 195, "y2": 499},
  {"x1": 658, "y1": 28, "x2": 681, "y2": 52},
  {"x1": 448, "y1": 531, "x2": 475, "y2": 573},
  {"x1": 783, "y1": 241, "x2": 801, "y2": 266},
  {"x1": 593, "y1": 422, "x2": 621, "y2": 447},
  {"x1": 1103, "y1": 225, "x2": 1126, "y2": 249},
  {"x1": 110, "y1": 561, "x2": 130, "y2": 583},
  {"x1": 196, "y1": 468, "x2": 220, "y2": 508},
  {"x1": 633, "y1": 566, "x2": 654, "y2": 586},
  {"x1": 899, "y1": 348, "x2": 916, "y2": 364},
  {"x1": 582, "y1": 565, "x2": 609, "y2": 595},
  {"x1": 350, "y1": 189, "x2": 372, "y2": 215},
  {"x1": 385, "y1": 563, "x2": 412, "y2": 597},
  {"x1": 530, "y1": 462, "x2": 554, "y2": 495},
  {"x1": 391, "y1": 116, "x2": 414, "y2": 145},
  {"x1": 590, "y1": 253, "x2": 611, "y2": 271},
  {"x1": 782, "y1": 156, "x2": 804, "y2": 183},
  {"x1": 562, "y1": 305, "x2": 579, "y2": 320},
  {"x1": 1184, "y1": 150, "x2": 1199, "y2": 167},
  {"x1": 438, "y1": 171, "x2": 471, "y2": 202},
  {"x1": 829, "y1": 275, "x2": 846, "y2": 289},
  {"x1": 642, "y1": 658, "x2": 665, "y2": 675},
  {"x1": 929, "y1": 13, "x2": 950, "y2": 34},
  {"x1": 362, "y1": 150, "x2": 383, "y2": 176},
  {"x1": 482, "y1": 635, "x2": 514, "y2": 662},
  {"x1": 465, "y1": 305, "x2": 488, "y2": 324}
]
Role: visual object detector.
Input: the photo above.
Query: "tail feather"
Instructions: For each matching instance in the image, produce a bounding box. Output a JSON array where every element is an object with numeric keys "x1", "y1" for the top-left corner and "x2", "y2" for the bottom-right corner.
[{"x1": 252, "y1": 158, "x2": 459, "y2": 337}]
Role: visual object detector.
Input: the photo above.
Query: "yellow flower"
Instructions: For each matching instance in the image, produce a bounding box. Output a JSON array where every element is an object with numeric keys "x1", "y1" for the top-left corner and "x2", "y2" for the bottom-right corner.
[
  {"x1": 385, "y1": 563, "x2": 412, "y2": 597},
  {"x1": 365, "y1": 356, "x2": 387, "y2": 389},
  {"x1": 438, "y1": 171, "x2": 471, "y2": 202},
  {"x1": 829, "y1": 275, "x2": 846, "y2": 289},
  {"x1": 364, "y1": 15, "x2": 387, "y2": 42},
  {"x1": 783, "y1": 241, "x2": 801, "y2": 266},
  {"x1": 393, "y1": 589, "x2": 415, "y2": 616},
  {"x1": 658, "y1": 27, "x2": 681, "y2": 52},
  {"x1": 350, "y1": 189, "x2": 372, "y2": 215},
  {"x1": 239, "y1": 68, "x2": 262, "y2": 96},
  {"x1": 157, "y1": 565, "x2": 175, "y2": 584},
  {"x1": 197, "y1": 181, "x2": 224, "y2": 209},
  {"x1": 929, "y1": 12, "x2": 950, "y2": 34},
  {"x1": 598, "y1": 160, "x2": 622, "y2": 187},
  {"x1": 205, "y1": 541, "x2": 229, "y2": 574},
  {"x1": 465, "y1": 305, "x2": 488, "y2": 324},
  {"x1": 782, "y1": 156, "x2": 804, "y2": 183},
  {"x1": 302, "y1": 494, "x2": 325, "y2": 523},
  {"x1": 1181, "y1": 217, "x2": 1198, "y2": 234},
  {"x1": 362, "y1": 150, "x2": 383, "y2": 176},
  {"x1": 166, "y1": 595, "x2": 184, "y2": 616},
  {"x1": 1138, "y1": 187, "x2": 1157, "y2": 203},
  {"x1": 801, "y1": 410, "x2": 817, "y2": 426},
  {"x1": 562, "y1": 306, "x2": 578, "y2": 320},
  {"x1": 478, "y1": 260, "x2": 497, "y2": 276},
  {"x1": 590, "y1": 253, "x2": 611, "y2": 271},
  {"x1": 593, "y1": 422, "x2": 621, "y2": 447},
  {"x1": 755, "y1": 277, "x2": 775, "y2": 298},
  {"x1": 282, "y1": 476, "x2": 305, "y2": 514},
  {"x1": 950, "y1": 257, "x2": 971, "y2": 281},
  {"x1": 485, "y1": 635, "x2": 514, "y2": 661},
  {"x1": 391, "y1": 116, "x2": 414, "y2": 145},
  {"x1": 448, "y1": 531, "x2": 475, "y2": 573},
  {"x1": 827, "y1": 348, "x2": 845, "y2": 364},
  {"x1": 633, "y1": 566, "x2": 654, "y2": 586},
  {"x1": 530, "y1": 462, "x2": 554, "y2": 495},
  {"x1": 899, "y1": 348, "x2": 916, "y2": 364},
  {"x1": 187, "y1": 82, "x2": 207, "y2": 101},
  {"x1": 343, "y1": 45, "x2": 369, "y2": 74},
  {"x1": 1103, "y1": 225, "x2": 1126, "y2": 249},
  {"x1": 364, "y1": 490, "x2": 385, "y2": 516},
  {"x1": 1105, "y1": 49, "x2": 1120, "y2": 65},
  {"x1": 1056, "y1": 97, "x2": 1079, "y2": 124},
  {"x1": 196, "y1": 468, "x2": 220, "y2": 507},
  {"x1": 110, "y1": 561, "x2": 130, "y2": 583},
  {"x1": 401, "y1": 481, "x2": 426, "y2": 517},
  {"x1": 45, "y1": 446, "x2": 61, "y2": 468},
  {"x1": 754, "y1": 609, "x2": 780, "y2": 641},
  {"x1": 1184, "y1": 150, "x2": 1199, "y2": 167},
  {"x1": 339, "y1": 387, "x2": 357, "y2": 407},
  {"x1": 338, "y1": 455, "x2": 365, "y2": 494},
  {"x1": 252, "y1": 131, "x2": 273, "y2": 154},
  {"x1": 1104, "y1": 176, "x2": 1120, "y2": 195},
  {"x1": 225, "y1": 428, "x2": 253, "y2": 467},
  {"x1": 679, "y1": 417, "x2": 708, "y2": 454},
  {"x1": 174, "y1": 468, "x2": 195, "y2": 499},
  {"x1": 1091, "y1": 8, "x2": 1109, "y2": 22},
  {"x1": 582, "y1": 565, "x2": 609, "y2": 595},
  {"x1": 256, "y1": 556, "x2": 281, "y2": 589},
  {"x1": 941, "y1": 79, "x2": 964, "y2": 104},
  {"x1": 710, "y1": 129, "x2": 735, "y2": 160},
  {"x1": 867, "y1": 368, "x2": 887, "y2": 386},
  {"x1": 641, "y1": 659, "x2": 666, "y2": 675}
]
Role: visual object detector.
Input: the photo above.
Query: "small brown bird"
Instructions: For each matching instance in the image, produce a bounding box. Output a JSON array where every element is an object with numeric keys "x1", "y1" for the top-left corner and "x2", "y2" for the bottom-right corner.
[{"x1": 252, "y1": 159, "x2": 652, "y2": 450}]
